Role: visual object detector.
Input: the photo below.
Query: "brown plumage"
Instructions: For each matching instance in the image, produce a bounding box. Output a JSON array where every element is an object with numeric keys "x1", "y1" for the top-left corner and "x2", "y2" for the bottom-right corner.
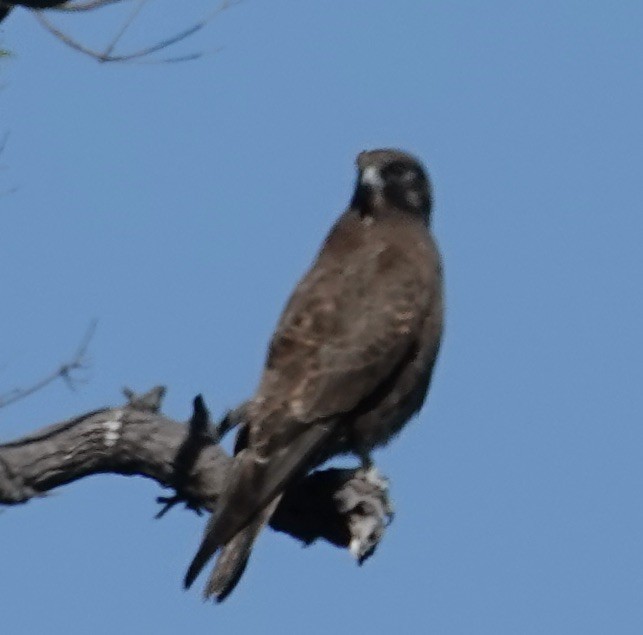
[{"x1": 185, "y1": 148, "x2": 444, "y2": 600}]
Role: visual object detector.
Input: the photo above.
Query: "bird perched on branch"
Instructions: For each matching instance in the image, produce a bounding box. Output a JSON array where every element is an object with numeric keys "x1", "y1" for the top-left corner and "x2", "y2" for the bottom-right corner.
[{"x1": 185, "y1": 148, "x2": 444, "y2": 601}]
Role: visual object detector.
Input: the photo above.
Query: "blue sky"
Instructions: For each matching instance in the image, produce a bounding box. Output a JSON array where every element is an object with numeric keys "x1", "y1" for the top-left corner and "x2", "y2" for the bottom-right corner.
[{"x1": 1, "y1": 1, "x2": 642, "y2": 633}]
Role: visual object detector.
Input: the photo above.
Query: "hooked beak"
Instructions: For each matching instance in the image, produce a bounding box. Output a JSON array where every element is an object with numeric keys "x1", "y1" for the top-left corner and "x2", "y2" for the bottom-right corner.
[{"x1": 360, "y1": 166, "x2": 384, "y2": 188}]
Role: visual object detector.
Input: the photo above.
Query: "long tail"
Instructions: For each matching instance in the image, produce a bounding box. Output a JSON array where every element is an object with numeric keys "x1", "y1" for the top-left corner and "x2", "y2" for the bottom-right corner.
[
  {"x1": 184, "y1": 422, "x2": 336, "y2": 594},
  {"x1": 203, "y1": 497, "x2": 281, "y2": 602}
]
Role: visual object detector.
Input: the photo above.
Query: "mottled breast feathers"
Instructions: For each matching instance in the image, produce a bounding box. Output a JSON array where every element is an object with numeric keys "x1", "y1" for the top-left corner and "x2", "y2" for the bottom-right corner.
[{"x1": 248, "y1": 211, "x2": 434, "y2": 454}]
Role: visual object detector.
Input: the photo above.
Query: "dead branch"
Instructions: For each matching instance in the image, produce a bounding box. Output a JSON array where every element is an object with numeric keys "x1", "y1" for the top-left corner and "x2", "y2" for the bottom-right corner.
[
  {"x1": 1, "y1": 0, "x2": 241, "y2": 64},
  {"x1": 0, "y1": 386, "x2": 393, "y2": 587}
]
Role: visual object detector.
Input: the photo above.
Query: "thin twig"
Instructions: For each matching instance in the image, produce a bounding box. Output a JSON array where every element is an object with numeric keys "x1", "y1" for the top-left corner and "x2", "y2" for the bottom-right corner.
[
  {"x1": 0, "y1": 319, "x2": 98, "y2": 410},
  {"x1": 33, "y1": 0, "x2": 242, "y2": 64},
  {"x1": 0, "y1": 0, "x2": 124, "y2": 13},
  {"x1": 53, "y1": 0, "x2": 127, "y2": 12},
  {"x1": 102, "y1": 0, "x2": 146, "y2": 58}
]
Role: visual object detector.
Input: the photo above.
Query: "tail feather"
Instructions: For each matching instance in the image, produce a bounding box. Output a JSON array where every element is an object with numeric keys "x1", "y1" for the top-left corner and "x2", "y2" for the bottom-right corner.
[
  {"x1": 184, "y1": 512, "x2": 219, "y2": 589},
  {"x1": 204, "y1": 497, "x2": 281, "y2": 602},
  {"x1": 184, "y1": 421, "x2": 336, "y2": 593},
  {"x1": 215, "y1": 422, "x2": 336, "y2": 547}
]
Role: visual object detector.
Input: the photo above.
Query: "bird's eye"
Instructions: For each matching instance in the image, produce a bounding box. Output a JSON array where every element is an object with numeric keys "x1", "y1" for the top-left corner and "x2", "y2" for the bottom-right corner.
[
  {"x1": 385, "y1": 161, "x2": 417, "y2": 184},
  {"x1": 386, "y1": 161, "x2": 407, "y2": 178}
]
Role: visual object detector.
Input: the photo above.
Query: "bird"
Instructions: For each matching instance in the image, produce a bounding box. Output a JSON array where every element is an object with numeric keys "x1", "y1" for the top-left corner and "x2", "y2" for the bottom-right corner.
[{"x1": 184, "y1": 148, "x2": 444, "y2": 601}]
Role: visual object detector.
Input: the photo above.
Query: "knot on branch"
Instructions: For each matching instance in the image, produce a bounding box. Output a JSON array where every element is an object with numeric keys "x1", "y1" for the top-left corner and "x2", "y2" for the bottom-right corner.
[
  {"x1": 0, "y1": 454, "x2": 42, "y2": 503},
  {"x1": 123, "y1": 385, "x2": 166, "y2": 413}
]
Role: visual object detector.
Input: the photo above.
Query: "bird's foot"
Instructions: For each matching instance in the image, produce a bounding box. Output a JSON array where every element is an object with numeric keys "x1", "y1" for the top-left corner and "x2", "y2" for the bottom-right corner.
[
  {"x1": 335, "y1": 464, "x2": 394, "y2": 564},
  {"x1": 155, "y1": 493, "x2": 205, "y2": 519},
  {"x1": 216, "y1": 402, "x2": 248, "y2": 439}
]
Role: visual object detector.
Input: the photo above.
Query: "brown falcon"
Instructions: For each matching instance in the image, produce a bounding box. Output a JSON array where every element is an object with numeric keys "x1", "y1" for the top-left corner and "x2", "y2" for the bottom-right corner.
[{"x1": 184, "y1": 148, "x2": 444, "y2": 600}]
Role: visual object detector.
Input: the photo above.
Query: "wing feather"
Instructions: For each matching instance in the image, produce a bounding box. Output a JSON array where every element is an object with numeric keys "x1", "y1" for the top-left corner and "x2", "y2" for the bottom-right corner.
[{"x1": 256, "y1": 240, "x2": 430, "y2": 430}]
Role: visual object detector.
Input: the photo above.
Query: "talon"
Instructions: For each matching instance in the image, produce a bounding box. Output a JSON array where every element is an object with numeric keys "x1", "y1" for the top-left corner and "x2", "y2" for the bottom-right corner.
[{"x1": 155, "y1": 494, "x2": 204, "y2": 519}]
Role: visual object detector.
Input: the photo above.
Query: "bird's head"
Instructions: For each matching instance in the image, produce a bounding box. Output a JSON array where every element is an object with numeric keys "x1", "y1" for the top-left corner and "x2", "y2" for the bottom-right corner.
[{"x1": 351, "y1": 149, "x2": 432, "y2": 223}]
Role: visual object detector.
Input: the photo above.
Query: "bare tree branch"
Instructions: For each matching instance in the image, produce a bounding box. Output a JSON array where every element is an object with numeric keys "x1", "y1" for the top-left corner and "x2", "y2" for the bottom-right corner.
[
  {"x1": 0, "y1": 319, "x2": 98, "y2": 410},
  {"x1": 53, "y1": 0, "x2": 127, "y2": 12},
  {"x1": 1, "y1": 0, "x2": 123, "y2": 20},
  {"x1": 0, "y1": 387, "x2": 393, "y2": 570},
  {"x1": 3, "y1": 0, "x2": 242, "y2": 64},
  {"x1": 101, "y1": 0, "x2": 147, "y2": 59}
]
